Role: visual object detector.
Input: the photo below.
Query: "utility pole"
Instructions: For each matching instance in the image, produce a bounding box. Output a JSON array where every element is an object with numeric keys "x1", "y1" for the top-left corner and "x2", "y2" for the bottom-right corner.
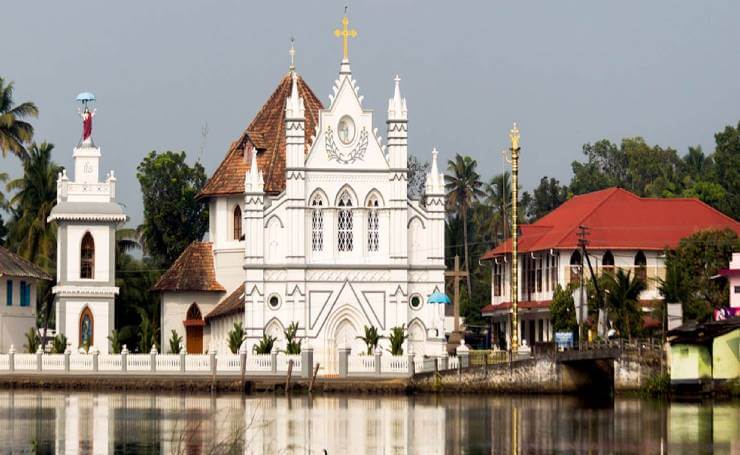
[{"x1": 577, "y1": 225, "x2": 605, "y2": 344}]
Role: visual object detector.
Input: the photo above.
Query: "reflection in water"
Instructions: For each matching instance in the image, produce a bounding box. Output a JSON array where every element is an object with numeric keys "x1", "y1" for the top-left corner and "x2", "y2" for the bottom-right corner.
[{"x1": 0, "y1": 391, "x2": 736, "y2": 454}]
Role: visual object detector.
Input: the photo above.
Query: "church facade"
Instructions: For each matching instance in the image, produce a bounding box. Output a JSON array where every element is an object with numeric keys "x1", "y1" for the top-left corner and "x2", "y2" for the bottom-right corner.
[{"x1": 156, "y1": 26, "x2": 447, "y2": 365}]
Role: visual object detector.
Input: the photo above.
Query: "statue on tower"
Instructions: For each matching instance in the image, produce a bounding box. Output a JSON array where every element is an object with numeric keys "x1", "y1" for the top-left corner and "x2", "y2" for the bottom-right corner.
[{"x1": 76, "y1": 92, "x2": 96, "y2": 144}]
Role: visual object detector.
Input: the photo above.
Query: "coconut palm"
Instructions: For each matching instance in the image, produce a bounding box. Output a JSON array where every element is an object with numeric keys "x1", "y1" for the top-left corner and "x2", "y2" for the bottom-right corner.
[
  {"x1": 603, "y1": 269, "x2": 646, "y2": 340},
  {"x1": 445, "y1": 154, "x2": 484, "y2": 294},
  {"x1": 6, "y1": 142, "x2": 61, "y2": 269},
  {"x1": 227, "y1": 321, "x2": 247, "y2": 354},
  {"x1": 0, "y1": 77, "x2": 38, "y2": 159},
  {"x1": 484, "y1": 172, "x2": 512, "y2": 244},
  {"x1": 356, "y1": 325, "x2": 380, "y2": 355}
]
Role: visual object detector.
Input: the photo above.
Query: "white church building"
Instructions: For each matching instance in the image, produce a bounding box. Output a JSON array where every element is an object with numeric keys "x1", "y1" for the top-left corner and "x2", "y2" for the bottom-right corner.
[{"x1": 155, "y1": 18, "x2": 448, "y2": 365}]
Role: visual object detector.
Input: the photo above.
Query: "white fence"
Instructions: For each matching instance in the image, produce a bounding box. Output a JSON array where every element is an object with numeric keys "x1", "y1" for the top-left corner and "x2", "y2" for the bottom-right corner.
[
  {"x1": 156, "y1": 354, "x2": 181, "y2": 371},
  {"x1": 246, "y1": 354, "x2": 272, "y2": 372},
  {"x1": 127, "y1": 354, "x2": 151, "y2": 371}
]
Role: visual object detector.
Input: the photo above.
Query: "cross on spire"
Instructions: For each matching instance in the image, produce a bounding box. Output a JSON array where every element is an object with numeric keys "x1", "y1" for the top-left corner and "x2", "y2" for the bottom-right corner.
[{"x1": 334, "y1": 10, "x2": 357, "y2": 61}]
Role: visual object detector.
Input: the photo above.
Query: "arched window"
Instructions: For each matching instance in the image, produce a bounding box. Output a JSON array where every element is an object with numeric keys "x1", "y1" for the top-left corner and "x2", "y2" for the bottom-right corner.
[
  {"x1": 186, "y1": 303, "x2": 202, "y2": 321},
  {"x1": 80, "y1": 232, "x2": 95, "y2": 279},
  {"x1": 367, "y1": 195, "x2": 380, "y2": 252},
  {"x1": 602, "y1": 250, "x2": 615, "y2": 276},
  {"x1": 311, "y1": 195, "x2": 324, "y2": 252},
  {"x1": 634, "y1": 250, "x2": 647, "y2": 283},
  {"x1": 569, "y1": 250, "x2": 582, "y2": 284},
  {"x1": 337, "y1": 191, "x2": 353, "y2": 252},
  {"x1": 233, "y1": 205, "x2": 243, "y2": 240}
]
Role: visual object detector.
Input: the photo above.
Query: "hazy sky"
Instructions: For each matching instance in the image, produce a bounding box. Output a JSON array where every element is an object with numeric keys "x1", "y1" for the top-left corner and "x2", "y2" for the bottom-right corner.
[{"x1": 2, "y1": 1, "x2": 739, "y2": 226}]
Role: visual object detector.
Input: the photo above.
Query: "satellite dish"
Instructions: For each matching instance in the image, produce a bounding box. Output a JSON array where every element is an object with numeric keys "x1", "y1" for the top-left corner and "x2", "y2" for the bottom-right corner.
[{"x1": 76, "y1": 92, "x2": 96, "y2": 103}]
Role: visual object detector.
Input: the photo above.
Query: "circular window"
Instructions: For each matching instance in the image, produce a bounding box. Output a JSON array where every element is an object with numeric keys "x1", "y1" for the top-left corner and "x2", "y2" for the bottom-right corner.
[
  {"x1": 268, "y1": 295, "x2": 281, "y2": 310},
  {"x1": 337, "y1": 115, "x2": 356, "y2": 144},
  {"x1": 409, "y1": 295, "x2": 422, "y2": 310}
]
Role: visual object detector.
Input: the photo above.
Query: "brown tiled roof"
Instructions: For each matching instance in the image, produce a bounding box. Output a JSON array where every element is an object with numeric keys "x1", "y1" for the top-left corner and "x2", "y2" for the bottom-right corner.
[
  {"x1": 204, "y1": 283, "x2": 245, "y2": 322},
  {"x1": 152, "y1": 242, "x2": 225, "y2": 292},
  {"x1": 0, "y1": 246, "x2": 52, "y2": 281},
  {"x1": 198, "y1": 72, "x2": 323, "y2": 198}
]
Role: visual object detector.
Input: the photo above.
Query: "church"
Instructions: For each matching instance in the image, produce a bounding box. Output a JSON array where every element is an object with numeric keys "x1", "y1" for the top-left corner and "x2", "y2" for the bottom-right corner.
[{"x1": 154, "y1": 15, "x2": 448, "y2": 366}]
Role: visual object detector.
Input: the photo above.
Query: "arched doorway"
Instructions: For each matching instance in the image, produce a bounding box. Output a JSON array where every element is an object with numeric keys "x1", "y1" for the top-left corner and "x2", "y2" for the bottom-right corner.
[
  {"x1": 408, "y1": 320, "x2": 427, "y2": 358},
  {"x1": 79, "y1": 307, "x2": 94, "y2": 349},
  {"x1": 184, "y1": 303, "x2": 204, "y2": 354}
]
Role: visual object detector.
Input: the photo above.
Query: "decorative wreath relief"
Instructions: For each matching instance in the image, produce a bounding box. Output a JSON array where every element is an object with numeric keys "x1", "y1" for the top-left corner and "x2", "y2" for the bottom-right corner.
[{"x1": 326, "y1": 125, "x2": 368, "y2": 164}]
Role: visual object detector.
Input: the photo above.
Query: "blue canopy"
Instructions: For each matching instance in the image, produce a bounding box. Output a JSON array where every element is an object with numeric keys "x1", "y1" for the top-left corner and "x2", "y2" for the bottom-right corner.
[
  {"x1": 427, "y1": 292, "x2": 451, "y2": 304},
  {"x1": 76, "y1": 92, "x2": 96, "y2": 102}
]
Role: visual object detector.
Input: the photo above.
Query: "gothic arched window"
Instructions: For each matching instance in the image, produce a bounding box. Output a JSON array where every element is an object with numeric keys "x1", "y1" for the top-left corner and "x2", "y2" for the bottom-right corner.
[
  {"x1": 602, "y1": 250, "x2": 615, "y2": 276},
  {"x1": 233, "y1": 205, "x2": 243, "y2": 240},
  {"x1": 79, "y1": 307, "x2": 94, "y2": 348},
  {"x1": 634, "y1": 250, "x2": 647, "y2": 283},
  {"x1": 367, "y1": 195, "x2": 380, "y2": 252},
  {"x1": 569, "y1": 249, "x2": 582, "y2": 284},
  {"x1": 337, "y1": 191, "x2": 353, "y2": 252},
  {"x1": 80, "y1": 232, "x2": 95, "y2": 279},
  {"x1": 311, "y1": 195, "x2": 324, "y2": 252}
]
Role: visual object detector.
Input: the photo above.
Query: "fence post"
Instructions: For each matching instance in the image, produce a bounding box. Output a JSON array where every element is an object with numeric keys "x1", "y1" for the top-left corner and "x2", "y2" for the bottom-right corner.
[
  {"x1": 456, "y1": 340, "x2": 470, "y2": 368},
  {"x1": 209, "y1": 348, "x2": 217, "y2": 375},
  {"x1": 338, "y1": 346, "x2": 349, "y2": 378},
  {"x1": 8, "y1": 345, "x2": 15, "y2": 373},
  {"x1": 239, "y1": 342, "x2": 247, "y2": 378},
  {"x1": 64, "y1": 347, "x2": 71, "y2": 372},
  {"x1": 301, "y1": 345, "x2": 313, "y2": 379},
  {"x1": 374, "y1": 347, "x2": 382, "y2": 376},
  {"x1": 92, "y1": 347, "x2": 99, "y2": 372},
  {"x1": 150, "y1": 345, "x2": 158, "y2": 372},
  {"x1": 36, "y1": 345, "x2": 43, "y2": 372},
  {"x1": 407, "y1": 350, "x2": 415, "y2": 376},
  {"x1": 121, "y1": 345, "x2": 128, "y2": 372},
  {"x1": 271, "y1": 347, "x2": 278, "y2": 374}
]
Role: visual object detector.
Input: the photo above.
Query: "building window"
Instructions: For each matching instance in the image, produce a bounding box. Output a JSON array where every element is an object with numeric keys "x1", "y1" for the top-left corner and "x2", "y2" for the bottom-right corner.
[
  {"x1": 233, "y1": 205, "x2": 243, "y2": 240},
  {"x1": 80, "y1": 232, "x2": 95, "y2": 279},
  {"x1": 634, "y1": 250, "x2": 647, "y2": 283},
  {"x1": 602, "y1": 250, "x2": 615, "y2": 276},
  {"x1": 367, "y1": 195, "x2": 380, "y2": 252},
  {"x1": 536, "y1": 256, "x2": 543, "y2": 293},
  {"x1": 268, "y1": 294, "x2": 281, "y2": 310},
  {"x1": 409, "y1": 294, "x2": 422, "y2": 310},
  {"x1": 6, "y1": 280, "x2": 12, "y2": 306},
  {"x1": 551, "y1": 253, "x2": 559, "y2": 288},
  {"x1": 20, "y1": 281, "x2": 30, "y2": 307},
  {"x1": 79, "y1": 307, "x2": 94, "y2": 348},
  {"x1": 735, "y1": 286, "x2": 740, "y2": 294},
  {"x1": 337, "y1": 191, "x2": 353, "y2": 252},
  {"x1": 569, "y1": 250, "x2": 582, "y2": 284},
  {"x1": 311, "y1": 195, "x2": 324, "y2": 252},
  {"x1": 493, "y1": 262, "x2": 503, "y2": 297}
]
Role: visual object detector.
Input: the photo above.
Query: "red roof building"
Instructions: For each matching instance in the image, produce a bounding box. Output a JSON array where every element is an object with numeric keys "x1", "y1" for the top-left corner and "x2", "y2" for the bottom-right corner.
[{"x1": 481, "y1": 187, "x2": 739, "y2": 350}]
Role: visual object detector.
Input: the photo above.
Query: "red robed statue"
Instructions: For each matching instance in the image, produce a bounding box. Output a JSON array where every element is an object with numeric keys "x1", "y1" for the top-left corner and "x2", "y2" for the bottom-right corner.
[{"x1": 78, "y1": 106, "x2": 96, "y2": 142}]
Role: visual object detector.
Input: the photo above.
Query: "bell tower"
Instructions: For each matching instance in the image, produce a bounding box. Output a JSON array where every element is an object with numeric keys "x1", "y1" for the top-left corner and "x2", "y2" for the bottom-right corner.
[{"x1": 48, "y1": 94, "x2": 126, "y2": 353}]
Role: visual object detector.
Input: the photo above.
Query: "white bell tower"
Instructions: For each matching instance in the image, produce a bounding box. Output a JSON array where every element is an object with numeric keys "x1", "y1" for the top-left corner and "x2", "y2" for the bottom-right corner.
[{"x1": 48, "y1": 95, "x2": 126, "y2": 353}]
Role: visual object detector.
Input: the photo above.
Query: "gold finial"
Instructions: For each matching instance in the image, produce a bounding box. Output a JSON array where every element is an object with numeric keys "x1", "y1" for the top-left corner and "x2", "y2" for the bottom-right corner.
[
  {"x1": 509, "y1": 122, "x2": 520, "y2": 151},
  {"x1": 334, "y1": 9, "x2": 357, "y2": 61},
  {"x1": 289, "y1": 36, "x2": 296, "y2": 72}
]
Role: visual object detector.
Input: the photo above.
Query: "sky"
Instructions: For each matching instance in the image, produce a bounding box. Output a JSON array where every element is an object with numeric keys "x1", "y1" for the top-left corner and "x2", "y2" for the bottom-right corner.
[{"x1": 2, "y1": 1, "x2": 739, "y2": 227}]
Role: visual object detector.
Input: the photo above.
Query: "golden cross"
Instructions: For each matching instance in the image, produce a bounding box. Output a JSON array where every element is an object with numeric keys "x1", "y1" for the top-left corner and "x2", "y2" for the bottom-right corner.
[{"x1": 334, "y1": 13, "x2": 357, "y2": 61}]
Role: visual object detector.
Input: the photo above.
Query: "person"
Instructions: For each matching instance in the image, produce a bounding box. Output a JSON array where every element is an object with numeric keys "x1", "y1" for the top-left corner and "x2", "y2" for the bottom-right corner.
[{"x1": 78, "y1": 106, "x2": 96, "y2": 142}]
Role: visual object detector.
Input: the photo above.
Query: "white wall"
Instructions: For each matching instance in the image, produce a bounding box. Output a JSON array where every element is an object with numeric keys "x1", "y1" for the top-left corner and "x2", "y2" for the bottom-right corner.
[
  {"x1": 65, "y1": 225, "x2": 111, "y2": 283},
  {"x1": 0, "y1": 278, "x2": 39, "y2": 352},
  {"x1": 62, "y1": 299, "x2": 113, "y2": 353},
  {"x1": 160, "y1": 291, "x2": 222, "y2": 353}
]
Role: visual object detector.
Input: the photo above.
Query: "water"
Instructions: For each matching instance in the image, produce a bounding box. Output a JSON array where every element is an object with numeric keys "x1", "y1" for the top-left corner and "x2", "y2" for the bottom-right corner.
[{"x1": 0, "y1": 391, "x2": 737, "y2": 454}]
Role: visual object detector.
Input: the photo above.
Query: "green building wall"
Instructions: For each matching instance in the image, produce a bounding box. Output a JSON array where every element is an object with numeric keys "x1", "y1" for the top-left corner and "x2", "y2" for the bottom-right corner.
[
  {"x1": 712, "y1": 328, "x2": 739, "y2": 381},
  {"x1": 670, "y1": 343, "x2": 712, "y2": 382}
]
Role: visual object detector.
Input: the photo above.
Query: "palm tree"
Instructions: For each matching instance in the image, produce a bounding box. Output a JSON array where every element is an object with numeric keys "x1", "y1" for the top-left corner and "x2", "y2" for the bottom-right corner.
[
  {"x1": 484, "y1": 172, "x2": 512, "y2": 244},
  {"x1": 6, "y1": 142, "x2": 61, "y2": 269},
  {"x1": 604, "y1": 269, "x2": 646, "y2": 340},
  {"x1": 445, "y1": 154, "x2": 484, "y2": 294},
  {"x1": 0, "y1": 77, "x2": 38, "y2": 159},
  {"x1": 356, "y1": 325, "x2": 380, "y2": 355}
]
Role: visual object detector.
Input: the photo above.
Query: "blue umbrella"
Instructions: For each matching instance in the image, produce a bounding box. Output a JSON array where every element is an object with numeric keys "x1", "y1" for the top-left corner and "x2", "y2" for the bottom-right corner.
[
  {"x1": 427, "y1": 292, "x2": 451, "y2": 304},
  {"x1": 76, "y1": 92, "x2": 96, "y2": 103}
]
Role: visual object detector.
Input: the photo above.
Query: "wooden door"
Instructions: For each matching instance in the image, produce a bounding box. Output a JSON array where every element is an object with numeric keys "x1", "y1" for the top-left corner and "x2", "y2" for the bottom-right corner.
[{"x1": 186, "y1": 325, "x2": 203, "y2": 354}]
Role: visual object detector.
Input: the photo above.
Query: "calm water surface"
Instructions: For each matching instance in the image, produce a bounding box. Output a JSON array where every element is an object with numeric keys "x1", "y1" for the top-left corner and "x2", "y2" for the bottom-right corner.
[{"x1": 0, "y1": 390, "x2": 737, "y2": 454}]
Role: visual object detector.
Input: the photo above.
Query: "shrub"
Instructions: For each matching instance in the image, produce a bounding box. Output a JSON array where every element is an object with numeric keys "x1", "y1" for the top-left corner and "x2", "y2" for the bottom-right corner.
[
  {"x1": 253, "y1": 334, "x2": 277, "y2": 355},
  {"x1": 227, "y1": 321, "x2": 247, "y2": 354},
  {"x1": 284, "y1": 322, "x2": 302, "y2": 355},
  {"x1": 52, "y1": 334, "x2": 68, "y2": 354},
  {"x1": 108, "y1": 329, "x2": 122, "y2": 354},
  {"x1": 356, "y1": 325, "x2": 380, "y2": 355},
  {"x1": 24, "y1": 328, "x2": 40, "y2": 353},
  {"x1": 388, "y1": 325, "x2": 408, "y2": 356},
  {"x1": 168, "y1": 330, "x2": 183, "y2": 354}
]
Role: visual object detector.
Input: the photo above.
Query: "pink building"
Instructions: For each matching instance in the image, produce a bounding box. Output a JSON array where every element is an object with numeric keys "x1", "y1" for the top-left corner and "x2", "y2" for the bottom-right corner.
[{"x1": 719, "y1": 253, "x2": 740, "y2": 314}]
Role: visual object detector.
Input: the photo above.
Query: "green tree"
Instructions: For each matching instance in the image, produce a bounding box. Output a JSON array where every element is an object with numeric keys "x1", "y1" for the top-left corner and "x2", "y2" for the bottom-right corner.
[
  {"x1": 52, "y1": 333, "x2": 68, "y2": 354},
  {"x1": 107, "y1": 330, "x2": 122, "y2": 354},
  {"x1": 667, "y1": 229, "x2": 739, "y2": 322},
  {"x1": 483, "y1": 172, "x2": 512, "y2": 244},
  {"x1": 407, "y1": 155, "x2": 429, "y2": 200},
  {"x1": 445, "y1": 154, "x2": 484, "y2": 295},
  {"x1": 136, "y1": 306, "x2": 159, "y2": 353},
  {"x1": 168, "y1": 330, "x2": 183, "y2": 354},
  {"x1": 136, "y1": 150, "x2": 208, "y2": 267},
  {"x1": 387, "y1": 325, "x2": 408, "y2": 356},
  {"x1": 550, "y1": 285, "x2": 578, "y2": 333},
  {"x1": 603, "y1": 269, "x2": 646, "y2": 340},
  {"x1": 569, "y1": 139, "x2": 624, "y2": 195},
  {"x1": 0, "y1": 77, "x2": 38, "y2": 158},
  {"x1": 253, "y1": 334, "x2": 276, "y2": 355},
  {"x1": 5, "y1": 142, "x2": 61, "y2": 269},
  {"x1": 227, "y1": 321, "x2": 247, "y2": 354},
  {"x1": 711, "y1": 122, "x2": 740, "y2": 218},
  {"x1": 283, "y1": 321, "x2": 302, "y2": 355},
  {"x1": 529, "y1": 176, "x2": 568, "y2": 221},
  {"x1": 356, "y1": 325, "x2": 380, "y2": 355}
]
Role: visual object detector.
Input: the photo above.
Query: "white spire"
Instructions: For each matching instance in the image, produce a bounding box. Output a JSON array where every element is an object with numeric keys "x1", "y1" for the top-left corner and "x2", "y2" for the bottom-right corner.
[
  {"x1": 387, "y1": 74, "x2": 407, "y2": 121},
  {"x1": 286, "y1": 72, "x2": 305, "y2": 120},
  {"x1": 426, "y1": 147, "x2": 444, "y2": 195},
  {"x1": 245, "y1": 148, "x2": 264, "y2": 193}
]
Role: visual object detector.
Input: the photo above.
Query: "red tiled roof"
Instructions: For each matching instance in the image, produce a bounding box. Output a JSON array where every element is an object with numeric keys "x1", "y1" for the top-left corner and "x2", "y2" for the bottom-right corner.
[
  {"x1": 204, "y1": 283, "x2": 245, "y2": 322},
  {"x1": 0, "y1": 246, "x2": 52, "y2": 281},
  {"x1": 198, "y1": 72, "x2": 323, "y2": 198},
  {"x1": 481, "y1": 300, "x2": 552, "y2": 315},
  {"x1": 482, "y1": 188, "x2": 740, "y2": 259},
  {"x1": 152, "y1": 242, "x2": 225, "y2": 292}
]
